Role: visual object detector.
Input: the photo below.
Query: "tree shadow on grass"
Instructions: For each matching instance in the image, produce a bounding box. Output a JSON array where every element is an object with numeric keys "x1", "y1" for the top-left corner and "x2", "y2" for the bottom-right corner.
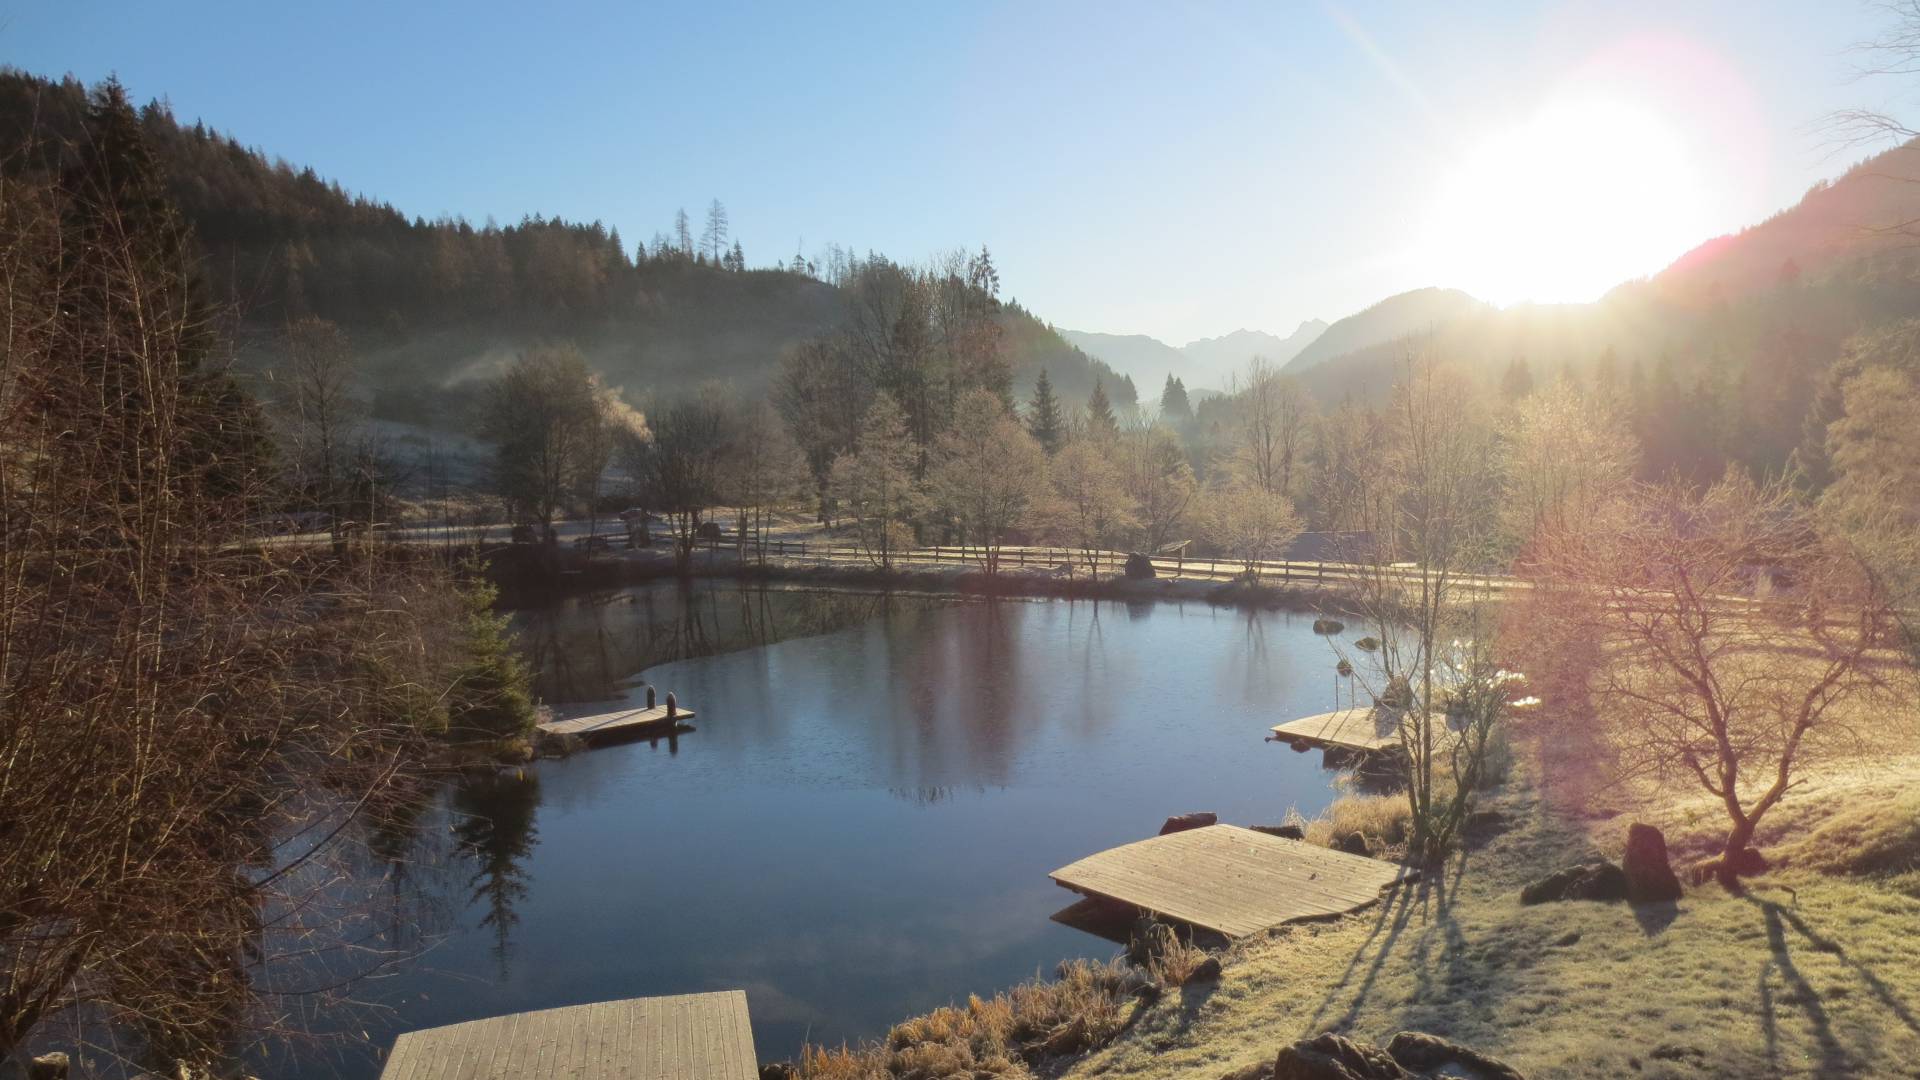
[
  {"x1": 1306, "y1": 852, "x2": 1467, "y2": 1034},
  {"x1": 1746, "y1": 892, "x2": 1920, "y2": 1078}
]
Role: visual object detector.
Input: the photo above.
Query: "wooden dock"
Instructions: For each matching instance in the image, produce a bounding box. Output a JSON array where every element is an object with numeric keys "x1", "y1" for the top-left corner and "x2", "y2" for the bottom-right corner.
[
  {"x1": 537, "y1": 702, "x2": 695, "y2": 739},
  {"x1": 1050, "y1": 824, "x2": 1411, "y2": 938},
  {"x1": 1270, "y1": 706, "x2": 1402, "y2": 754},
  {"x1": 378, "y1": 992, "x2": 756, "y2": 1080}
]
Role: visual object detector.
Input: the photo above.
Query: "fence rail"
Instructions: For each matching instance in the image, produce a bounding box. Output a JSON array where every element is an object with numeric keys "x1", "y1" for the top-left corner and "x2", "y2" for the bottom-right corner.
[{"x1": 687, "y1": 536, "x2": 1524, "y2": 591}]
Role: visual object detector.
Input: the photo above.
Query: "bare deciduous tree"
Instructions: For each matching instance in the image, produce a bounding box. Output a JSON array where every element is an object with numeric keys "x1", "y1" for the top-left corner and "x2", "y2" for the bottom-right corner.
[
  {"x1": 926, "y1": 389, "x2": 1048, "y2": 576},
  {"x1": 830, "y1": 393, "x2": 923, "y2": 569},
  {"x1": 1043, "y1": 440, "x2": 1138, "y2": 580},
  {"x1": 1539, "y1": 472, "x2": 1899, "y2": 885}
]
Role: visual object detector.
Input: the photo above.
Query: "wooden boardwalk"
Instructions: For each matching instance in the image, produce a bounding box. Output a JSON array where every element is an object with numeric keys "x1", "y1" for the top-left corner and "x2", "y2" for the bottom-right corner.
[
  {"x1": 1270, "y1": 706, "x2": 1402, "y2": 753},
  {"x1": 378, "y1": 992, "x2": 756, "y2": 1080},
  {"x1": 537, "y1": 702, "x2": 695, "y2": 739},
  {"x1": 1050, "y1": 824, "x2": 1410, "y2": 938}
]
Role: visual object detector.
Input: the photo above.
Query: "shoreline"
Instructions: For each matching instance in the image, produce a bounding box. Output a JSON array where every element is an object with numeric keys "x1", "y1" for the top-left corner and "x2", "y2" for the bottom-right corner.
[{"x1": 484, "y1": 542, "x2": 1362, "y2": 613}]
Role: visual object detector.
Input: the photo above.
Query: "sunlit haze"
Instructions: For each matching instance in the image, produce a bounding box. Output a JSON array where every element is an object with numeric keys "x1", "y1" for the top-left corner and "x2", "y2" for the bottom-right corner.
[{"x1": 4, "y1": 2, "x2": 1892, "y2": 338}]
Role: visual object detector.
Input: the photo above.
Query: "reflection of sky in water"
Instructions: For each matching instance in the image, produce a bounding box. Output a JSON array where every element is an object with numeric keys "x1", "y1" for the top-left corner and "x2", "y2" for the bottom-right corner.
[{"x1": 286, "y1": 583, "x2": 1354, "y2": 1078}]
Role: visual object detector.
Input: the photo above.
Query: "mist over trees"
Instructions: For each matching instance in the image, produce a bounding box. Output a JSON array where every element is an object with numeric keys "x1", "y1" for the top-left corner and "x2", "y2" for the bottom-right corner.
[{"x1": 0, "y1": 70, "x2": 1136, "y2": 431}]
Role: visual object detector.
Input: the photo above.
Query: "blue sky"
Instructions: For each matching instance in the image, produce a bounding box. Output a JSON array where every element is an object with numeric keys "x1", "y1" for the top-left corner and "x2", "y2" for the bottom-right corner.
[{"x1": 6, "y1": 1, "x2": 1904, "y2": 342}]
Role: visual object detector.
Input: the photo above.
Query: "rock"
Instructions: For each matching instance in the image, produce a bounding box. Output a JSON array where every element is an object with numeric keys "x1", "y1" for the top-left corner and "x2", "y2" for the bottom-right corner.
[
  {"x1": 1336, "y1": 833, "x2": 1373, "y2": 857},
  {"x1": 1552, "y1": 930, "x2": 1582, "y2": 947},
  {"x1": 1386, "y1": 1032, "x2": 1527, "y2": 1080},
  {"x1": 1124, "y1": 552, "x2": 1157, "y2": 580},
  {"x1": 1520, "y1": 861, "x2": 1627, "y2": 905},
  {"x1": 758, "y1": 1065, "x2": 796, "y2": 1080},
  {"x1": 1273, "y1": 1033, "x2": 1409, "y2": 1080},
  {"x1": 1219, "y1": 1064, "x2": 1274, "y2": 1080},
  {"x1": 1039, "y1": 1014, "x2": 1093, "y2": 1055},
  {"x1": 1254, "y1": 824, "x2": 1308, "y2": 841},
  {"x1": 1160, "y1": 811, "x2": 1218, "y2": 836},
  {"x1": 27, "y1": 1055, "x2": 69, "y2": 1080},
  {"x1": 1313, "y1": 618, "x2": 1345, "y2": 635},
  {"x1": 1462, "y1": 809, "x2": 1508, "y2": 837},
  {"x1": 1724, "y1": 846, "x2": 1771, "y2": 876},
  {"x1": 1185, "y1": 955, "x2": 1224, "y2": 983},
  {"x1": 1622, "y1": 823, "x2": 1683, "y2": 904},
  {"x1": 1354, "y1": 637, "x2": 1382, "y2": 652}
]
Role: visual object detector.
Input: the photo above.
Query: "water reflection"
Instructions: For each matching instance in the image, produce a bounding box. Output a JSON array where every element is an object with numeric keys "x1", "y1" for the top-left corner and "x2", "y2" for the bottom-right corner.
[
  {"x1": 283, "y1": 583, "x2": 1358, "y2": 1080},
  {"x1": 450, "y1": 771, "x2": 541, "y2": 977}
]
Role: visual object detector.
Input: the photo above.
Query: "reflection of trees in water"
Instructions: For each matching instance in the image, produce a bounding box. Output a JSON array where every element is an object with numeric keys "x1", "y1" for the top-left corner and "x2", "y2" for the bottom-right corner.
[
  {"x1": 886, "y1": 784, "x2": 990, "y2": 805},
  {"x1": 450, "y1": 770, "x2": 541, "y2": 978},
  {"x1": 510, "y1": 584, "x2": 947, "y2": 704}
]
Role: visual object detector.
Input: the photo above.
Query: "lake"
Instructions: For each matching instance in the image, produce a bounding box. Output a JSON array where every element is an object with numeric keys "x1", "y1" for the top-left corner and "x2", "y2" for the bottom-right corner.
[{"x1": 288, "y1": 582, "x2": 1353, "y2": 1077}]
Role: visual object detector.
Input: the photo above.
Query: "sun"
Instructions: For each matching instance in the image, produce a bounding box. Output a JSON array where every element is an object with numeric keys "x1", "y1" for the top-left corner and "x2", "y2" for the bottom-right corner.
[{"x1": 1420, "y1": 92, "x2": 1712, "y2": 307}]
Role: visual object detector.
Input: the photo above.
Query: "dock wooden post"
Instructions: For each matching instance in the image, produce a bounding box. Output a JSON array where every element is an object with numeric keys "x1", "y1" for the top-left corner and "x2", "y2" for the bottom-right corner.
[{"x1": 666, "y1": 691, "x2": 677, "y2": 719}]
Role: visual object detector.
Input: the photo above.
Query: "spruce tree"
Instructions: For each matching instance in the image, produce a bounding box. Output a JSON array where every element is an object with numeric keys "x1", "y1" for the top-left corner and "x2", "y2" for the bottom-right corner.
[
  {"x1": 1501, "y1": 355, "x2": 1535, "y2": 401},
  {"x1": 1160, "y1": 374, "x2": 1193, "y2": 422},
  {"x1": 1027, "y1": 368, "x2": 1064, "y2": 454},
  {"x1": 1087, "y1": 379, "x2": 1118, "y2": 437}
]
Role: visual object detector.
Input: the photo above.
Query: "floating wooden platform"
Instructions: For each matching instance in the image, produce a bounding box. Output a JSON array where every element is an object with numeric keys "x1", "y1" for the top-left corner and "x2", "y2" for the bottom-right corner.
[
  {"x1": 537, "y1": 702, "x2": 695, "y2": 739},
  {"x1": 378, "y1": 992, "x2": 756, "y2": 1080},
  {"x1": 1270, "y1": 706, "x2": 1402, "y2": 754},
  {"x1": 1050, "y1": 824, "x2": 1411, "y2": 938}
]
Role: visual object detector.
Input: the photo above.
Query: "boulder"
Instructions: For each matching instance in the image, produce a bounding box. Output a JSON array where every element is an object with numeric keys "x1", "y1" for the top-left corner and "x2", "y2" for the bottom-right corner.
[
  {"x1": 1335, "y1": 833, "x2": 1374, "y2": 857},
  {"x1": 1622, "y1": 823, "x2": 1683, "y2": 904},
  {"x1": 758, "y1": 1065, "x2": 796, "y2": 1080},
  {"x1": 1185, "y1": 955, "x2": 1224, "y2": 983},
  {"x1": 1520, "y1": 861, "x2": 1627, "y2": 905},
  {"x1": 27, "y1": 1055, "x2": 69, "y2": 1080},
  {"x1": 1160, "y1": 812, "x2": 1218, "y2": 836},
  {"x1": 1386, "y1": 1032, "x2": 1527, "y2": 1080},
  {"x1": 1124, "y1": 553, "x2": 1157, "y2": 580},
  {"x1": 1313, "y1": 618, "x2": 1346, "y2": 635},
  {"x1": 1219, "y1": 1064, "x2": 1274, "y2": 1080},
  {"x1": 1254, "y1": 824, "x2": 1308, "y2": 841},
  {"x1": 1273, "y1": 1033, "x2": 1409, "y2": 1080}
]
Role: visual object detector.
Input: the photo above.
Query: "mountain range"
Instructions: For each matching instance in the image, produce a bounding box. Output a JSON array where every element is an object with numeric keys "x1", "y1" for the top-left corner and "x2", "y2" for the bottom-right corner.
[{"x1": 1060, "y1": 320, "x2": 1328, "y2": 398}]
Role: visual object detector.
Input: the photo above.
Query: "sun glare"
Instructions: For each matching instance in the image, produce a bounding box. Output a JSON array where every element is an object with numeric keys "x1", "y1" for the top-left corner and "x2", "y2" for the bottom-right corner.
[{"x1": 1422, "y1": 93, "x2": 1712, "y2": 306}]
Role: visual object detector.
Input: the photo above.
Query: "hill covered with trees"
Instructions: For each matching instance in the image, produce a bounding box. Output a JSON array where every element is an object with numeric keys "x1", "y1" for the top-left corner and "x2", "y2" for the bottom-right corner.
[{"x1": 0, "y1": 69, "x2": 1134, "y2": 427}]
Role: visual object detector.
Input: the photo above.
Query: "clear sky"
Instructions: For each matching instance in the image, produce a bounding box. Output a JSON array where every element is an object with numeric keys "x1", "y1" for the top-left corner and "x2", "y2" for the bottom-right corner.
[{"x1": 5, "y1": 1, "x2": 1905, "y2": 343}]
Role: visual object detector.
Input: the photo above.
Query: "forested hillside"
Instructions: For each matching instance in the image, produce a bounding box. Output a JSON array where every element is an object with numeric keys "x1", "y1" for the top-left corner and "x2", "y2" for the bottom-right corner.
[
  {"x1": 1283, "y1": 141, "x2": 1920, "y2": 483},
  {"x1": 0, "y1": 69, "x2": 1132, "y2": 426}
]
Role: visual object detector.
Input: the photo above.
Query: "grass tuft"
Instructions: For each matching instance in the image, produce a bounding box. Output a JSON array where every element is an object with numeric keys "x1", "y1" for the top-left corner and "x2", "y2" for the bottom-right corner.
[{"x1": 794, "y1": 958, "x2": 1152, "y2": 1078}]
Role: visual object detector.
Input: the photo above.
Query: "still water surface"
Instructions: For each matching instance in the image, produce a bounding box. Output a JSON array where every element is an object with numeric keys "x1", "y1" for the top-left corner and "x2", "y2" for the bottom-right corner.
[{"x1": 300, "y1": 583, "x2": 1352, "y2": 1076}]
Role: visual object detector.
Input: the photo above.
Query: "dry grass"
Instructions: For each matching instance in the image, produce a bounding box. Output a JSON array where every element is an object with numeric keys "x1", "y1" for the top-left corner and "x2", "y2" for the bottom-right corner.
[
  {"x1": 1060, "y1": 753, "x2": 1920, "y2": 1080},
  {"x1": 1303, "y1": 793, "x2": 1414, "y2": 854},
  {"x1": 794, "y1": 958, "x2": 1153, "y2": 1079}
]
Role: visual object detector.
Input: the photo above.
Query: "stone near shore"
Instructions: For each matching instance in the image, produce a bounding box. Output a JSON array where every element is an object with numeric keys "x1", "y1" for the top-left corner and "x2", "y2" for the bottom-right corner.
[
  {"x1": 1274, "y1": 1032, "x2": 1407, "y2": 1079},
  {"x1": 1519, "y1": 861, "x2": 1628, "y2": 905},
  {"x1": 1622, "y1": 823, "x2": 1683, "y2": 903},
  {"x1": 1263, "y1": 1031, "x2": 1529, "y2": 1080},
  {"x1": 27, "y1": 1054, "x2": 69, "y2": 1080},
  {"x1": 1253, "y1": 824, "x2": 1308, "y2": 841},
  {"x1": 1312, "y1": 618, "x2": 1346, "y2": 635},
  {"x1": 1386, "y1": 1032, "x2": 1527, "y2": 1080},
  {"x1": 1160, "y1": 811, "x2": 1219, "y2": 835}
]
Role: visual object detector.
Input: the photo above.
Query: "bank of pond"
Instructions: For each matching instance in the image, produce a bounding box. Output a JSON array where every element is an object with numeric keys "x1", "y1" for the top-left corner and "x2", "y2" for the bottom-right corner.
[{"x1": 261, "y1": 581, "x2": 1376, "y2": 1080}]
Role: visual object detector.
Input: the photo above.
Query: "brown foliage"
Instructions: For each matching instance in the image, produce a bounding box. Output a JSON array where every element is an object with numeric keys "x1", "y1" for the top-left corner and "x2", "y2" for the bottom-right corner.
[{"x1": 1532, "y1": 471, "x2": 1900, "y2": 883}]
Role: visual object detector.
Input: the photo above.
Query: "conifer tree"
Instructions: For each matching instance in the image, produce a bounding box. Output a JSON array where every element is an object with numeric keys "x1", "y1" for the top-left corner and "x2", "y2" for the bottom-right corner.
[
  {"x1": 1027, "y1": 367, "x2": 1064, "y2": 454},
  {"x1": 1087, "y1": 378, "x2": 1118, "y2": 437},
  {"x1": 1160, "y1": 374, "x2": 1193, "y2": 422}
]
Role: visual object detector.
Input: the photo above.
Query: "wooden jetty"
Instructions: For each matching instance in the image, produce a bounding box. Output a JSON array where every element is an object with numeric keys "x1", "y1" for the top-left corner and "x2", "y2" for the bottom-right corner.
[
  {"x1": 1269, "y1": 705, "x2": 1402, "y2": 754},
  {"x1": 378, "y1": 992, "x2": 756, "y2": 1080},
  {"x1": 536, "y1": 702, "x2": 695, "y2": 740},
  {"x1": 1050, "y1": 824, "x2": 1410, "y2": 938}
]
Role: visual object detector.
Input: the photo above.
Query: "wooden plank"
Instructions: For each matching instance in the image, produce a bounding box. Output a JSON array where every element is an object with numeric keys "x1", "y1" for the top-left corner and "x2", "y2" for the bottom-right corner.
[
  {"x1": 378, "y1": 992, "x2": 755, "y2": 1080},
  {"x1": 1269, "y1": 706, "x2": 1402, "y2": 753},
  {"x1": 1050, "y1": 824, "x2": 1410, "y2": 938},
  {"x1": 537, "y1": 703, "x2": 696, "y2": 739}
]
